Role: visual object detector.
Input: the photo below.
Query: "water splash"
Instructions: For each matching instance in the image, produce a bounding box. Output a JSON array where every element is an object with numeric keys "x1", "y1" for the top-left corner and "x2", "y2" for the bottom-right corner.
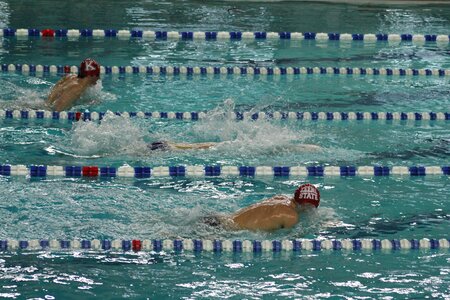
[
  {"x1": 188, "y1": 99, "x2": 314, "y2": 155},
  {"x1": 68, "y1": 112, "x2": 147, "y2": 156},
  {"x1": 0, "y1": 79, "x2": 48, "y2": 110},
  {"x1": 75, "y1": 80, "x2": 117, "y2": 109},
  {"x1": 56, "y1": 99, "x2": 371, "y2": 164},
  {"x1": 63, "y1": 99, "x2": 317, "y2": 157}
]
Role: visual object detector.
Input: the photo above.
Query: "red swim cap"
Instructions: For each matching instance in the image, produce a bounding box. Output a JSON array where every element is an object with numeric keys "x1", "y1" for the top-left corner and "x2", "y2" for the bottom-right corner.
[
  {"x1": 79, "y1": 58, "x2": 100, "y2": 77},
  {"x1": 294, "y1": 184, "x2": 320, "y2": 208}
]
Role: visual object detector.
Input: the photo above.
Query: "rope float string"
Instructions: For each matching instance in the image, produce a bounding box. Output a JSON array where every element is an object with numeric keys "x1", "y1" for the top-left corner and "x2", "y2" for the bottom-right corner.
[
  {"x1": 1, "y1": 110, "x2": 449, "y2": 122},
  {"x1": 2, "y1": 28, "x2": 450, "y2": 44},
  {"x1": 3, "y1": 63, "x2": 450, "y2": 77},
  {"x1": 1, "y1": 164, "x2": 449, "y2": 177},
  {"x1": 0, "y1": 238, "x2": 448, "y2": 253}
]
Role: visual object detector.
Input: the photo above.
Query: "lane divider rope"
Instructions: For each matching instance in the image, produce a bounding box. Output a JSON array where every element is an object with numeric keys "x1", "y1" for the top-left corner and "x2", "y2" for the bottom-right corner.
[
  {"x1": 1, "y1": 110, "x2": 449, "y2": 122},
  {"x1": 1, "y1": 165, "x2": 449, "y2": 177},
  {"x1": 1, "y1": 28, "x2": 449, "y2": 44},
  {"x1": 0, "y1": 238, "x2": 448, "y2": 253},
  {"x1": 2, "y1": 63, "x2": 450, "y2": 77}
]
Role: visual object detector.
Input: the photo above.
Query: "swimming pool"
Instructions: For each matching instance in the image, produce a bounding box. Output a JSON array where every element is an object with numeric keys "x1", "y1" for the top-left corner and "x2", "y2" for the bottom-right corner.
[{"x1": 0, "y1": 0, "x2": 449, "y2": 298}]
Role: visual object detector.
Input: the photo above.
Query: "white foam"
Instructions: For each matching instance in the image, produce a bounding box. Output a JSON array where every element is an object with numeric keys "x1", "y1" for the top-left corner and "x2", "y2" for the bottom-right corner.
[
  {"x1": 0, "y1": 79, "x2": 49, "y2": 110},
  {"x1": 75, "y1": 80, "x2": 117, "y2": 108},
  {"x1": 68, "y1": 113, "x2": 148, "y2": 156},
  {"x1": 189, "y1": 99, "x2": 311, "y2": 155}
]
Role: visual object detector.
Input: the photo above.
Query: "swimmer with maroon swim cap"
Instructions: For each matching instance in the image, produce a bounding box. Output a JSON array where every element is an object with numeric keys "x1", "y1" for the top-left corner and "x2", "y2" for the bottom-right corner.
[
  {"x1": 46, "y1": 58, "x2": 101, "y2": 111},
  {"x1": 203, "y1": 183, "x2": 321, "y2": 231},
  {"x1": 78, "y1": 58, "x2": 101, "y2": 78},
  {"x1": 294, "y1": 183, "x2": 320, "y2": 208}
]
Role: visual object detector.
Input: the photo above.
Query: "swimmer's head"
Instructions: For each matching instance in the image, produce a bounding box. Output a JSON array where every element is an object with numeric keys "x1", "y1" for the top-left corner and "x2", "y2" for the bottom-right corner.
[
  {"x1": 294, "y1": 184, "x2": 320, "y2": 208},
  {"x1": 79, "y1": 58, "x2": 100, "y2": 79}
]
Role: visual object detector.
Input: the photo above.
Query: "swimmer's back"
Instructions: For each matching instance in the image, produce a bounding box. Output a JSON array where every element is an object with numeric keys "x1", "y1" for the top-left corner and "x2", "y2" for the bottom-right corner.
[
  {"x1": 46, "y1": 75, "x2": 78, "y2": 106},
  {"x1": 231, "y1": 195, "x2": 298, "y2": 231},
  {"x1": 46, "y1": 75, "x2": 93, "y2": 111}
]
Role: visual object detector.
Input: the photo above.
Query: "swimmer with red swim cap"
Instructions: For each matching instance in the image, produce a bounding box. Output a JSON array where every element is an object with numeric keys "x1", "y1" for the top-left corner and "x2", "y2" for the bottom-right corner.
[
  {"x1": 46, "y1": 58, "x2": 101, "y2": 111},
  {"x1": 203, "y1": 184, "x2": 321, "y2": 231}
]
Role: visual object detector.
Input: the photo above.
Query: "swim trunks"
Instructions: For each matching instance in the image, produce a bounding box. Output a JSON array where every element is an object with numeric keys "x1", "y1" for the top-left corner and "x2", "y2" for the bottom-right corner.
[{"x1": 148, "y1": 141, "x2": 170, "y2": 151}]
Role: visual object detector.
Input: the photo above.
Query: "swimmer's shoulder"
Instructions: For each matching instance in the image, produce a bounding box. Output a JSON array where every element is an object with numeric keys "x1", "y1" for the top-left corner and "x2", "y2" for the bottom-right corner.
[
  {"x1": 271, "y1": 195, "x2": 292, "y2": 201},
  {"x1": 53, "y1": 74, "x2": 79, "y2": 88},
  {"x1": 59, "y1": 74, "x2": 78, "y2": 82},
  {"x1": 262, "y1": 194, "x2": 293, "y2": 205}
]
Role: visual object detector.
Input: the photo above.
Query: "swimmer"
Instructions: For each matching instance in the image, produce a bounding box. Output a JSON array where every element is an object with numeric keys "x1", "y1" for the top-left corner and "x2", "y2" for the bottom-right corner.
[
  {"x1": 202, "y1": 184, "x2": 321, "y2": 231},
  {"x1": 227, "y1": 7, "x2": 245, "y2": 14},
  {"x1": 46, "y1": 58, "x2": 100, "y2": 112},
  {"x1": 147, "y1": 141, "x2": 218, "y2": 151},
  {"x1": 147, "y1": 141, "x2": 321, "y2": 152}
]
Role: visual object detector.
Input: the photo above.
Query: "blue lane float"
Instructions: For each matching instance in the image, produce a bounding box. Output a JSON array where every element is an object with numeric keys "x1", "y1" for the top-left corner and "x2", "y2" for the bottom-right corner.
[
  {"x1": 2, "y1": 28, "x2": 449, "y2": 45},
  {"x1": 0, "y1": 110, "x2": 448, "y2": 122},
  {"x1": 1, "y1": 164, "x2": 449, "y2": 177},
  {"x1": 0, "y1": 238, "x2": 448, "y2": 253},
  {"x1": 2, "y1": 63, "x2": 450, "y2": 77}
]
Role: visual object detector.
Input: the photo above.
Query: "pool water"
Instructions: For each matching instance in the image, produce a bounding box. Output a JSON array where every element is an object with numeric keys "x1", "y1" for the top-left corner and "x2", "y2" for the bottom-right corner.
[{"x1": 0, "y1": 0, "x2": 449, "y2": 298}]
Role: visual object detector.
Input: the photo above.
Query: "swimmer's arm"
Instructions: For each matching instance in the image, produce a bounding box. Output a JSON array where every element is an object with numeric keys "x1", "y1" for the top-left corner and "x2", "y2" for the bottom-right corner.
[
  {"x1": 168, "y1": 142, "x2": 218, "y2": 150},
  {"x1": 295, "y1": 144, "x2": 322, "y2": 152}
]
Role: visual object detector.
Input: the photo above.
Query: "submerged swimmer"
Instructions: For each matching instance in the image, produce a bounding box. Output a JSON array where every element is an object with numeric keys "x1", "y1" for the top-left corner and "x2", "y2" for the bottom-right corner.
[
  {"x1": 46, "y1": 58, "x2": 100, "y2": 111},
  {"x1": 202, "y1": 184, "x2": 321, "y2": 231},
  {"x1": 147, "y1": 141, "x2": 321, "y2": 152},
  {"x1": 147, "y1": 141, "x2": 218, "y2": 151}
]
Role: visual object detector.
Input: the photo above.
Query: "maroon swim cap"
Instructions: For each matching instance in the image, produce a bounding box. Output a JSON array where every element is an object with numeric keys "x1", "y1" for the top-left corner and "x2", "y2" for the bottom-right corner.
[
  {"x1": 294, "y1": 184, "x2": 320, "y2": 208},
  {"x1": 79, "y1": 58, "x2": 100, "y2": 77}
]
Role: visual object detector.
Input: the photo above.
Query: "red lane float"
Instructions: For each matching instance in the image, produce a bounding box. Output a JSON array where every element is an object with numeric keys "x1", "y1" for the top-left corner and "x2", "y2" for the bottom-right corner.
[
  {"x1": 82, "y1": 166, "x2": 99, "y2": 177},
  {"x1": 41, "y1": 29, "x2": 55, "y2": 37},
  {"x1": 132, "y1": 240, "x2": 142, "y2": 251}
]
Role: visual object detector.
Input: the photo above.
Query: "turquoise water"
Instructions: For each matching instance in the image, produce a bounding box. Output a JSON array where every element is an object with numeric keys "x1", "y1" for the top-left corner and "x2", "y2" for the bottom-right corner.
[{"x1": 0, "y1": 0, "x2": 449, "y2": 298}]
